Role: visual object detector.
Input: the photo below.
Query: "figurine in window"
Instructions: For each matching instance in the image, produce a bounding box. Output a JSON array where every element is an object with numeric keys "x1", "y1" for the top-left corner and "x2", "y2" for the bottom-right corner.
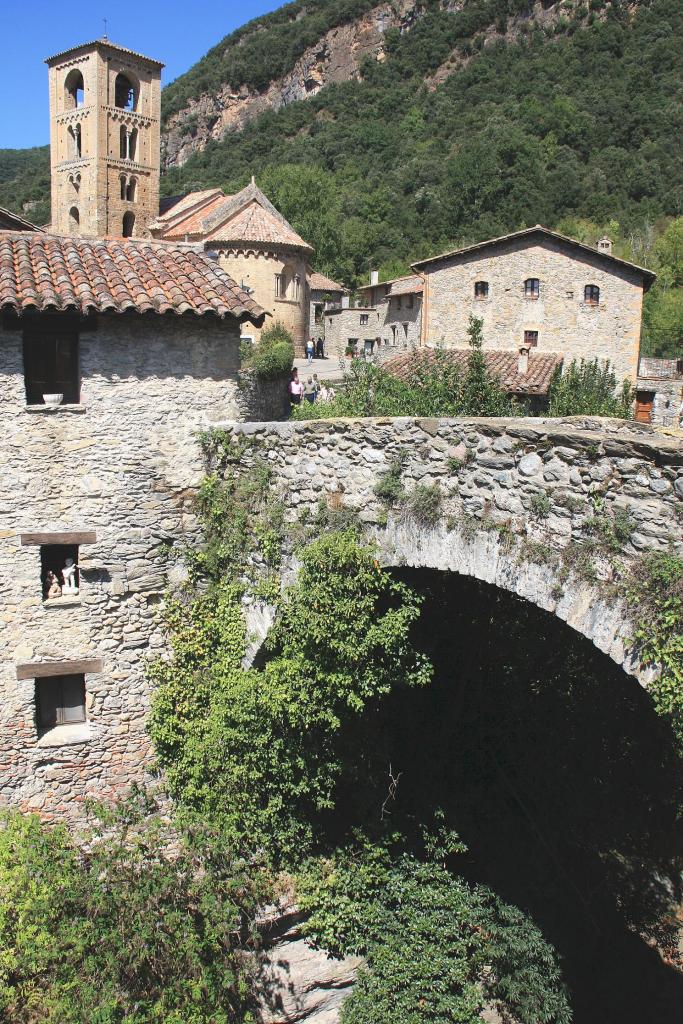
[
  {"x1": 62, "y1": 557, "x2": 79, "y2": 595},
  {"x1": 45, "y1": 571, "x2": 62, "y2": 600}
]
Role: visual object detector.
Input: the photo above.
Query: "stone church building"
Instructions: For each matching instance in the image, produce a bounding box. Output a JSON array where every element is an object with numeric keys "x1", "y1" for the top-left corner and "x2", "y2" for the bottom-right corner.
[{"x1": 42, "y1": 36, "x2": 331, "y2": 354}]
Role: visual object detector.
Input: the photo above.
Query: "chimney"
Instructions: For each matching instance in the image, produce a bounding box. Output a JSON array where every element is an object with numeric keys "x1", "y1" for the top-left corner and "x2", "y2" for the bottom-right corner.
[
  {"x1": 597, "y1": 236, "x2": 613, "y2": 256},
  {"x1": 518, "y1": 346, "x2": 530, "y2": 376},
  {"x1": 370, "y1": 270, "x2": 379, "y2": 286}
]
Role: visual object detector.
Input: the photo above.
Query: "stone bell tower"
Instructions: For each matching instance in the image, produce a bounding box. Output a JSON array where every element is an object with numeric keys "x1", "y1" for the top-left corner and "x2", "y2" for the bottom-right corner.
[{"x1": 46, "y1": 38, "x2": 164, "y2": 238}]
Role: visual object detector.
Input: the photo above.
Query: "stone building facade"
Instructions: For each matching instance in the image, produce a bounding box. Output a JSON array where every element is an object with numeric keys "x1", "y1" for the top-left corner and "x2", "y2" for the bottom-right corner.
[
  {"x1": 358, "y1": 273, "x2": 423, "y2": 356},
  {"x1": 413, "y1": 227, "x2": 655, "y2": 385},
  {"x1": 324, "y1": 304, "x2": 382, "y2": 359},
  {"x1": 150, "y1": 181, "x2": 314, "y2": 352},
  {"x1": 636, "y1": 356, "x2": 683, "y2": 425},
  {"x1": 0, "y1": 231, "x2": 264, "y2": 819},
  {"x1": 46, "y1": 39, "x2": 163, "y2": 239},
  {"x1": 309, "y1": 271, "x2": 347, "y2": 350}
]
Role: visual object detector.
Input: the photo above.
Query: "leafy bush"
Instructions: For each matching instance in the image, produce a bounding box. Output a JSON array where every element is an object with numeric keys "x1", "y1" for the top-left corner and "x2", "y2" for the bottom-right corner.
[
  {"x1": 0, "y1": 793, "x2": 269, "y2": 1024},
  {"x1": 547, "y1": 359, "x2": 634, "y2": 418},
  {"x1": 241, "y1": 321, "x2": 294, "y2": 379},
  {"x1": 293, "y1": 317, "x2": 516, "y2": 420},
  {"x1": 373, "y1": 456, "x2": 407, "y2": 504},
  {"x1": 149, "y1": 529, "x2": 431, "y2": 860},
  {"x1": 627, "y1": 552, "x2": 683, "y2": 743},
  {"x1": 298, "y1": 843, "x2": 572, "y2": 1024}
]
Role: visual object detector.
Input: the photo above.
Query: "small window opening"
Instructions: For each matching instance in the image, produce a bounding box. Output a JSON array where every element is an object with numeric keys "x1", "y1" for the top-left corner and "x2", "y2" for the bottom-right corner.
[
  {"x1": 41, "y1": 544, "x2": 80, "y2": 601},
  {"x1": 23, "y1": 330, "x2": 80, "y2": 405},
  {"x1": 403, "y1": 322, "x2": 409, "y2": 338},
  {"x1": 584, "y1": 284, "x2": 600, "y2": 306},
  {"x1": 360, "y1": 313, "x2": 369, "y2": 325},
  {"x1": 524, "y1": 330, "x2": 539, "y2": 347},
  {"x1": 120, "y1": 175, "x2": 127, "y2": 200},
  {"x1": 68, "y1": 207, "x2": 80, "y2": 234},
  {"x1": 406, "y1": 294, "x2": 414, "y2": 309},
  {"x1": 64, "y1": 70, "x2": 84, "y2": 110},
  {"x1": 122, "y1": 211, "x2": 135, "y2": 238},
  {"x1": 391, "y1": 325, "x2": 397, "y2": 346},
  {"x1": 474, "y1": 280, "x2": 489, "y2": 299},
  {"x1": 274, "y1": 273, "x2": 282, "y2": 298},
  {"x1": 314, "y1": 303, "x2": 324, "y2": 324},
  {"x1": 524, "y1": 278, "x2": 540, "y2": 299},
  {"x1": 114, "y1": 73, "x2": 136, "y2": 111},
  {"x1": 36, "y1": 674, "x2": 86, "y2": 731},
  {"x1": 125, "y1": 177, "x2": 137, "y2": 202},
  {"x1": 293, "y1": 274, "x2": 301, "y2": 301},
  {"x1": 69, "y1": 173, "x2": 81, "y2": 194},
  {"x1": 68, "y1": 124, "x2": 82, "y2": 159},
  {"x1": 119, "y1": 127, "x2": 137, "y2": 161}
]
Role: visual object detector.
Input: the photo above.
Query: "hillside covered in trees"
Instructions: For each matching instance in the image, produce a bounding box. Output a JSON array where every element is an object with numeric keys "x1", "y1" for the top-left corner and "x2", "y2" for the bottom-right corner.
[{"x1": 1, "y1": 0, "x2": 681, "y2": 353}]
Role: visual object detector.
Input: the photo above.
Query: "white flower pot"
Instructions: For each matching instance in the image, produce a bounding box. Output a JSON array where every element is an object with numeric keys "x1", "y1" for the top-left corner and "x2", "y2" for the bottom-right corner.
[{"x1": 43, "y1": 393, "x2": 64, "y2": 407}]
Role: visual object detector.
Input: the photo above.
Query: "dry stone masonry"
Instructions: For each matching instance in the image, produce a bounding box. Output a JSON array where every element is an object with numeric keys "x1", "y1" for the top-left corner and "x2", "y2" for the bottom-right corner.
[{"x1": 219, "y1": 415, "x2": 683, "y2": 682}]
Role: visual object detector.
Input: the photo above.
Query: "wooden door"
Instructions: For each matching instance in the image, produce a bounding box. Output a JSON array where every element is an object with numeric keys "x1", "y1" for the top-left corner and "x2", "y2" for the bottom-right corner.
[{"x1": 635, "y1": 390, "x2": 654, "y2": 423}]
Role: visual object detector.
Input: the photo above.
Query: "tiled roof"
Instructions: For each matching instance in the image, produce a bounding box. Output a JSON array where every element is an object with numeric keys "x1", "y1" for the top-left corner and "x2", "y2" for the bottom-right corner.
[
  {"x1": 309, "y1": 271, "x2": 347, "y2": 293},
  {"x1": 0, "y1": 232, "x2": 265, "y2": 321},
  {"x1": 412, "y1": 225, "x2": 656, "y2": 287},
  {"x1": 0, "y1": 207, "x2": 43, "y2": 232},
  {"x1": 45, "y1": 38, "x2": 164, "y2": 68},
  {"x1": 359, "y1": 274, "x2": 423, "y2": 298},
  {"x1": 383, "y1": 348, "x2": 563, "y2": 396},
  {"x1": 153, "y1": 180, "x2": 314, "y2": 254},
  {"x1": 205, "y1": 199, "x2": 313, "y2": 252},
  {"x1": 150, "y1": 190, "x2": 227, "y2": 238}
]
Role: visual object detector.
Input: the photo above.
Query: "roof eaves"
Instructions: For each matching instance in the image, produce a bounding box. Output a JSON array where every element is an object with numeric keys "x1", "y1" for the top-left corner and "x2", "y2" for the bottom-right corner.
[
  {"x1": 411, "y1": 225, "x2": 656, "y2": 286},
  {"x1": 45, "y1": 38, "x2": 164, "y2": 67}
]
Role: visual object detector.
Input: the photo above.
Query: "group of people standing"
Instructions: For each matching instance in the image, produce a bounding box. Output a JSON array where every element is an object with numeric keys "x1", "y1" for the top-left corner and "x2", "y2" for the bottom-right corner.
[
  {"x1": 289, "y1": 367, "x2": 335, "y2": 407},
  {"x1": 305, "y1": 337, "x2": 325, "y2": 363}
]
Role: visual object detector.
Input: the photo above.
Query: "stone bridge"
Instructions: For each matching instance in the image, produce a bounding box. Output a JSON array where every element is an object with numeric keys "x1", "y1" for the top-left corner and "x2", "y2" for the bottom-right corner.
[{"x1": 218, "y1": 415, "x2": 683, "y2": 684}]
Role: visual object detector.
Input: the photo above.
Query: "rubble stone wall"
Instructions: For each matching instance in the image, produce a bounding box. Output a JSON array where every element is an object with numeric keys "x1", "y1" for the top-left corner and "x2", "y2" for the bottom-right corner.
[
  {"x1": 0, "y1": 312, "x2": 241, "y2": 820},
  {"x1": 220, "y1": 415, "x2": 683, "y2": 681}
]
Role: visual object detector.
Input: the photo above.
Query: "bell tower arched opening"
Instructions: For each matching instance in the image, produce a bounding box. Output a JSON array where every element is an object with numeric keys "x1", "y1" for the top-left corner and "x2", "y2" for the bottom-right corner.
[{"x1": 64, "y1": 69, "x2": 84, "y2": 110}]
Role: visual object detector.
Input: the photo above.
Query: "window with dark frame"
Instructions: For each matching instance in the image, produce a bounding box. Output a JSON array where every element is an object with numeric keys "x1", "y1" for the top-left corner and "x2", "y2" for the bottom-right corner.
[
  {"x1": 40, "y1": 544, "x2": 79, "y2": 600},
  {"x1": 23, "y1": 329, "x2": 80, "y2": 405},
  {"x1": 360, "y1": 313, "x2": 369, "y2": 325},
  {"x1": 524, "y1": 330, "x2": 539, "y2": 347},
  {"x1": 524, "y1": 278, "x2": 540, "y2": 299},
  {"x1": 36, "y1": 674, "x2": 86, "y2": 731},
  {"x1": 584, "y1": 284, "x2": 600, "y2": 305},
  {"x1": 474, "y1": 280, "x2": 489, "y2": 299}
]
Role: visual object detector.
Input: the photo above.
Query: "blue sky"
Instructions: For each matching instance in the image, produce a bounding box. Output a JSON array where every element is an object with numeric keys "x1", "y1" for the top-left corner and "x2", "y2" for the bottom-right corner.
[{"x1": 0, "y1": 0, "x2": 283, "y2": 149}]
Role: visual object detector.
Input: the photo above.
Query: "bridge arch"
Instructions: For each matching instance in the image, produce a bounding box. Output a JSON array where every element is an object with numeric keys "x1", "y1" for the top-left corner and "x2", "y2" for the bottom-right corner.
[{"x1": 215, "y1": 414, "x2": 682, "y2": 688}]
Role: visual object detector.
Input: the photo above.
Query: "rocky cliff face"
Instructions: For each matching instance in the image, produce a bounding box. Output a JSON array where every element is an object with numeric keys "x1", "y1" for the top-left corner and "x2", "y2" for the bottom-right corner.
[{"x1": 162, "y1": 0, "x2": 421, "y2": 168}]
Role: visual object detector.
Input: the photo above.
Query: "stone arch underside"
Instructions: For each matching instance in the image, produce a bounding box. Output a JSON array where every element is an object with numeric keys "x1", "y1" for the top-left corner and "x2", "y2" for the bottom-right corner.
[{"x1": 374, "y1": 520, "x2": 643, "y2": 682}]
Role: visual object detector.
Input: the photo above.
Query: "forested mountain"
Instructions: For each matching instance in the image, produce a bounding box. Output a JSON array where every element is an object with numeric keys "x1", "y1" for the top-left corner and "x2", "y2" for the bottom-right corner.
[{"x1": 1, "y1": 0, "x2": 681, "y2": 353}]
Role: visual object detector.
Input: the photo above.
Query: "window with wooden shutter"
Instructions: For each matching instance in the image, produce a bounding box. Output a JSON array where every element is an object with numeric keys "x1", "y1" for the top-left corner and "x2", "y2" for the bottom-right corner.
[
  {"x1": 36, "y1": 675, "x2": 86, "y2": 730},
  {"x1": 524, "y1": 330, "x2": 539, "y2": 347},
  {"x1": 23, "y1": 330, "x2": 80, "y2": 404}
]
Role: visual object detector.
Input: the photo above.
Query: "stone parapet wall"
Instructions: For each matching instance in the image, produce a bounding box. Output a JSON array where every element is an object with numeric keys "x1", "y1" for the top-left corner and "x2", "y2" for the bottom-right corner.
[{"x1": 0, "y1": 313, "x2": 241, "y2": 819}]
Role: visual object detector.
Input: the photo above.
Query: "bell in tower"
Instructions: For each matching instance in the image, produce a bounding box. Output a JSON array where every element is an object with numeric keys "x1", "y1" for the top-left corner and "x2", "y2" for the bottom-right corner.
[{"x1": 45, "y1": 38, "x2": 164, "y2": 238}]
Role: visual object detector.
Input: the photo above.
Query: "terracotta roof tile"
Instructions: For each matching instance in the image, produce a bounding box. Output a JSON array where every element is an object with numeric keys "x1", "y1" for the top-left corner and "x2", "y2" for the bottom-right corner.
[
  {"x1": 204, "y1": 199, "x2": 313, "y2": 251},
  {"x1": 383, "y1": 348, "x2": 563, "y2": 396},
  {"x1": 150, "y1": 190, "x2": 228, "y2": 238},
  {"x1": 0, "y1": 207, "x2": 44, "y2": 232},
  {"x1": 45, "y1": 38, "x2": 164, "y2": 68},
  {"x1": 309, "y1": 271, "x2": 347, "y2": 292},
  {"x1": 0, "y1": 233, "x2": 266, "y2": 322}
]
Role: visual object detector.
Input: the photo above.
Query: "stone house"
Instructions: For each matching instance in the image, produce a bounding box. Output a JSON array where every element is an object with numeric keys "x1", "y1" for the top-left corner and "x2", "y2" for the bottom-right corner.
[
  {"x1": 412, "y1": 226, "x2": 656, "y2": 386},
  {"x1": 636, "y1": 356, "x2": 683, "y2": 425},
  {"x1": 324, "y1": 304, "x2": 383, "y2": 359},
  {"x1": 358, "y1": 272, "x2": 423, "y2": 355},
  {"x1": 0, "y1": 230, "x2": 265, "y2": 818},
  {"x1": 150, "y1": 180, "x2": 315, "y2": 353},
  {"x1": 309, "y1": 271, "x2": 347, "y2": 350}
]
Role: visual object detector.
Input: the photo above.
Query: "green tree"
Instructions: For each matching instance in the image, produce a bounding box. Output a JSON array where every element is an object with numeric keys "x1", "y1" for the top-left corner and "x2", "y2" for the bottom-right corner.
[
  {"x1": 461, "y1": 314, "x2": 516, "y2": 416},
  {"x1": 241, "y1": 320, "x2": 294, "y2": 378},
  {"x1": 0, "y1": 793, "x2": 269, "y2": 1024},
  {"x1": 547, "y1": 358, "x2": 634, "y2": 417}
]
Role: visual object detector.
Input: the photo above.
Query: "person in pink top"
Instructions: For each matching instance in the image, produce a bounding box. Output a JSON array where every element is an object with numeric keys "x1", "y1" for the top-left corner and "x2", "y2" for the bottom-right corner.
[{"x1": 289, "y1": 368, "x2": 304, "y2": 407}]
